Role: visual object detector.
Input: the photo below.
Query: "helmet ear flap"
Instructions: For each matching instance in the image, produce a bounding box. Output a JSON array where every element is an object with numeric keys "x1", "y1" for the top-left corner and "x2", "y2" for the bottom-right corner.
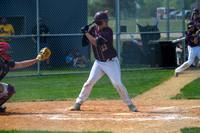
[{"x1": 96, "y1": 21, "x2": 102, "y2": 25}]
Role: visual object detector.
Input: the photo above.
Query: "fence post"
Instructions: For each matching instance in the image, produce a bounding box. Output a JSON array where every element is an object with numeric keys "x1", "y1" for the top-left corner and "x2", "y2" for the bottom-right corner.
[
  {"x1": 36, "y1": 0, "x2": 41, "y2": 75},
  {"x1": 166, "y1": 0, "x2": 170, "y2": 40},
  {"x1": 115, "y1": 0, "x2": 120, "y2": 62},
  {"x1": 181, "y1": 0, "x2": 186, "y2": 62}
]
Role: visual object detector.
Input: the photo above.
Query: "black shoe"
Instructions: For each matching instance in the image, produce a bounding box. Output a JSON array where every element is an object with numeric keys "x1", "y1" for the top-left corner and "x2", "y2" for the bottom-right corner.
[
  {"x1": 70, "y1": 103, "x2": 81, "y2": 111},
  {"x1": 128, "y1": 104, "x2": 138, "y2": 112},
  {"x1": 0, "y1": 106, "x2": 6, "y2": 112}
]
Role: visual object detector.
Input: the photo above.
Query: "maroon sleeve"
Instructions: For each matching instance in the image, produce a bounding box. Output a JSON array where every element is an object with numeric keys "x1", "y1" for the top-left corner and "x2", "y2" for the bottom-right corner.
[{"x1": 88, "y1": 26, "x2": 96, "y2": 36}]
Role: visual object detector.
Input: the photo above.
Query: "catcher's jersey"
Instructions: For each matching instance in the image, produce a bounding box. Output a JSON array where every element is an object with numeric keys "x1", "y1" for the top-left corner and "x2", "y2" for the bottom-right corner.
[
  {"x1": 89, "y1": 26, "x2": 117, "y2": 62},
  {"x1": 0, "y1": 24, "x2": 15, "y2": 42},
  {"x1": 0, "y1": 58, "x2": 15, "y2": 81}
]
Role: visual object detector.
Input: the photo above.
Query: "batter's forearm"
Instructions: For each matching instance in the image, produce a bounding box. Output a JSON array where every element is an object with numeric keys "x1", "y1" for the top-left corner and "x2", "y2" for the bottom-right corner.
[{"x1": 85, "y1": 33, "x2": 97, "y2": 47}]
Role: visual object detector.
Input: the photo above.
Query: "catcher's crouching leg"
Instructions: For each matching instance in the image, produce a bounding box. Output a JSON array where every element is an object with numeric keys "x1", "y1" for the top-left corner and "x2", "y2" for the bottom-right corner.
[{"x1": 0, "y1": 83, "x2": 16, "y2": 112}]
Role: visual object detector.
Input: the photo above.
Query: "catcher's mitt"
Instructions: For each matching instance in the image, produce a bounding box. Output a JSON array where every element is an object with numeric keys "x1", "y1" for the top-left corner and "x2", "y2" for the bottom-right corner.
[{"x1": 36, "y1": 47, "x2": 51, "y2": 61}]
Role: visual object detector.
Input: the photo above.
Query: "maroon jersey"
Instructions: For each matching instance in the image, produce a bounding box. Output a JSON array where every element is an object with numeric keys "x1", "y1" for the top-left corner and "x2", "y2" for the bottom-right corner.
[
  {"x1": 191, "y1": 17, "x2": 200, "y2": 28},
  {"x1": 88, "y1": 26, "x2": 118, "y2": 61},
  {"x1": 186, "y1": 27, "x2": 199, "y2": 47},
  {"x1": 0, "y1": 58, "x2": 15, "y2": 81}
]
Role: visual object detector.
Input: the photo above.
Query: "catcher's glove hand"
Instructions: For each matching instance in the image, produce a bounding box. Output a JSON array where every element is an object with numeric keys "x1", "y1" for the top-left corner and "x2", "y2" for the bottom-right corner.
[{"x1": 36, "y1": 47, "x2": 51, "y2": 61}]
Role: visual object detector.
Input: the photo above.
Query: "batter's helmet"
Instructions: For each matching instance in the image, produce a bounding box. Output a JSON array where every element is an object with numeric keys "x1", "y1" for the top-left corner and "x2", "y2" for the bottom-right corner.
[
  {"x1": 94, "y1": 11, "x2": 110, "y2": 25},
  {"x1": 193, "y1": 8, "x2": 199, "y2": 14},
  {"x1": 0, "y1": 42, "x2": 12, "y2": 61}
]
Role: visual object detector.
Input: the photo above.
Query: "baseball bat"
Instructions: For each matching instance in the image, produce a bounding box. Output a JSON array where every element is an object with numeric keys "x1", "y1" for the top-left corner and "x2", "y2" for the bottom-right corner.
[
  {"x1": 172, "y1": 37, "x2": 185, "y2": 44},
  {"x1": 191, "y1": 12, "x2": 194, "y2": 20},
  {"x1": 87, "y1": 10, "x2": 110, "y2": 27},
  {"x1": 88, "y1": 21, "x2": 95, "y2": 27}
]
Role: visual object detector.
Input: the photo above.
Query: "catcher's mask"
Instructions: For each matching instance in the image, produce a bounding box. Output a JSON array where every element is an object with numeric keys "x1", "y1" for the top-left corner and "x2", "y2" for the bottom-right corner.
[
  {"x1": 94, "y1": 11, "x2": 110, "y2": 25},
  {"x1": 0, "y1": 42, "x2": 13, "y2": 62}
]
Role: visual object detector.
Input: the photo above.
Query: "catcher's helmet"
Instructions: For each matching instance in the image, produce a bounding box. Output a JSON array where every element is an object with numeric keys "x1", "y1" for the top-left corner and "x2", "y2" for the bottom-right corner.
[
  {"x1": 94, "y1": 11, "x2": 110, "y2": 25},
  {"x1": 193, "y1": 8, "x2": 199, "y2": 14},
  {"x1": 0, "y1": 42, "x2": 12, "y2": 61}
]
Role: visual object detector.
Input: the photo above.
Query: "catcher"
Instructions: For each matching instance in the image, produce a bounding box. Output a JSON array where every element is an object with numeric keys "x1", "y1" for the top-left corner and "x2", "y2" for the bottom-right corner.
[{"x1": 0, "y1": 42, "x2": 51, "y2": 112}]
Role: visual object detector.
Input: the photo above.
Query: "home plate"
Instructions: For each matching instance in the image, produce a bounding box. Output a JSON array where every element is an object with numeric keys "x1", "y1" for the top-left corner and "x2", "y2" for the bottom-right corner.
[{"x1": 113, "y1": 113, "x2": 132, "y2": 115}]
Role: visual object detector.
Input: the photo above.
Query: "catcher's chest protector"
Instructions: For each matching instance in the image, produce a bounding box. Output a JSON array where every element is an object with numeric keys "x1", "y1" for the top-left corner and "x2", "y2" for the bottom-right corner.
[{"x1": 0, "y1": 59, "x2": 14, "y2": 81}]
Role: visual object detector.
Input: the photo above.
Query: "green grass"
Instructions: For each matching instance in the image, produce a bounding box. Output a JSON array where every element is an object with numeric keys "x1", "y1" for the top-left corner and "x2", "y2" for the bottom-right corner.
[
  {"x1": 172, "y1": 78, "x2": 200, "y2": 133},
  {"x1": 181, "y1": 127, "x2": 200, "y2": 133},
  {"x1": 3, "y1": 70, "x2": 173, "y2": 102},
  {"x1": 7, "y1": 68, "x2": 92, "y2": 76},
  {"x1": 172, "y1": 78, "x2": 200, "y2": 99},
  {"x1": 0, "y1": 130, "x2": 111, "y2": 133}
]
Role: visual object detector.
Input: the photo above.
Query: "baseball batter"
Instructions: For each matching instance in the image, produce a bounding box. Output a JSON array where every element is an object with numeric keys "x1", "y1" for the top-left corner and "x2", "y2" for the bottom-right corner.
[
  {"x1": 0, "y1": 42, "x2": 50, "y2": 112},
  {"x1": 191, "y1": 8, "x2": 200, "y2": 28},
  {"x1": 191, "y1": 8, "x2": 200, "y2": 67},
  {"x1": 70, "y1": 11, "x2": 138, "y2": 112},
  {"x1": 175, "y1": 21, "x2": 200, "y2": 77}
]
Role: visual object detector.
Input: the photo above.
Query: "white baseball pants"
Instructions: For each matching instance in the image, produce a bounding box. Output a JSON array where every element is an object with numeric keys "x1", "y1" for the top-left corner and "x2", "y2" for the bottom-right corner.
[
  {"x1": 176, "y1": 46, "x2": 200, "y2": 73},
  {"x1": 76, "y1": 57, "x2": 133, "y2": 106}
]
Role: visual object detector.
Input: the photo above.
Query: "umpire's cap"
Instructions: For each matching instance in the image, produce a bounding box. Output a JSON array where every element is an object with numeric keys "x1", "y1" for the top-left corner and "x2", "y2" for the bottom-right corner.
[{"x1": 94, "y1": 11, "x2": 110, "y2": 24}]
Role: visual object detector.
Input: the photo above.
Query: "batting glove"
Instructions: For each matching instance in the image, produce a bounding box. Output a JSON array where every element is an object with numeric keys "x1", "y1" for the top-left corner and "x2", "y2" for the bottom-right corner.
[{"x1": 80, "y1": 25, "x2": 89, "y2": 34}]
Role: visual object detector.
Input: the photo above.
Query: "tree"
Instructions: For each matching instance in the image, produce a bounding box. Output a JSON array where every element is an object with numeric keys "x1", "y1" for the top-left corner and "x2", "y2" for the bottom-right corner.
[
  {"x1": 139, "y1": 0, "x2": 163, "y2": 18},
  {"x1": 88, "y1": 0, "x2": 195, "y2": 18},
  {"x1": 88, "y1": 0, "x2": 145, "y2": 18},
  {"x1": 163, "y1": 0, "x2": 195, "y2": 10},
  {"x1": 88, "y1": 0, "x2": 115, "y2": 17}
]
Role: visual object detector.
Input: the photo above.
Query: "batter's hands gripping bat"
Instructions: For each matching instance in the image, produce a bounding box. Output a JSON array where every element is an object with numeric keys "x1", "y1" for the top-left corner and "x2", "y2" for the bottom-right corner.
[
  {"x1": 81, "y1": 10, "x2": 109, "y2": 47},
  {"x1": 172, "y1": 29, "x2": 200, "y2": 44},
  {"x1": 80, "y1": 10, "x2": 110, "y2": 33}
]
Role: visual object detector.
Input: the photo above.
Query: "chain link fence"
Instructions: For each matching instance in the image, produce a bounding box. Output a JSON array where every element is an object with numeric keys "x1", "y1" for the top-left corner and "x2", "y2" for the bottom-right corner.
[{"x1": 0, "y1": 0, "x2": 195, "y2": 77}]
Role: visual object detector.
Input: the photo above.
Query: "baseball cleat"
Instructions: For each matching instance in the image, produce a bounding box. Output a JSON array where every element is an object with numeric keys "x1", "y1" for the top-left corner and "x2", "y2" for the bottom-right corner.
[
  {"x1": 70, "y1": 103, "x2": 81, "y2": 111},
  {"x1": 0, "y1": 106, "x2": 6, "y2": 112},
  {"x1": 128, "y1": 104, "x2": 138, "y2": 112},
  {"x1": 174, "y1": 72, "x2": 179, "y2": 77}
]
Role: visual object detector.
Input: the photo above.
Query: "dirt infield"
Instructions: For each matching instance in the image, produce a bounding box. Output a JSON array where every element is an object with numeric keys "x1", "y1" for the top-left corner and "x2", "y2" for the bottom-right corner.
[{"x1": 0, "y1": 70, "x2": 200, "y2": 133}]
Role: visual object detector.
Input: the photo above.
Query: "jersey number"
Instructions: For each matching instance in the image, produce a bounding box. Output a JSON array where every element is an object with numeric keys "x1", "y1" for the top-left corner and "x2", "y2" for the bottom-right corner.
[{"x1": 101, "y1": 44, "x2": 108, "y2": 52}]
